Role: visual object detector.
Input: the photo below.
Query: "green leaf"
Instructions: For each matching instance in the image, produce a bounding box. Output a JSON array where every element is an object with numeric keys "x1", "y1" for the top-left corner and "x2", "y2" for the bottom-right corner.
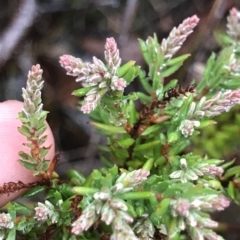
[
  {"x1": 111, "y1": 144, "x2": 129, "y2": 159},
  {"x1": 18, "y1": 126, "x2": 31, "y2": 138},
  {"x1": 73, "y1": 186, "x2": 98, "y2": 195},
  {"x1": 180, "y1": 186, "x2": 218, "y2": 199},
  {"x1": 222, "y1": 159, "x2": 235, "y2": 169},
  {"x1": 163, "y1": 79, "x2": 178, "y2": 92},
  {"x1": 152, "y1": 182, "x2": 169, "y2": 193},
  {"x1": 92, "y1": 169, "x2": 102, "y2": 180},
  {"x1": 197, "y1": 53, "x2": 216, "y2": 92},
  {"x1": 39, "y1": 147, "x2": 50, "y2": 158},
  {"x1": 18, "y1": 160, "x2": 36, "y2": 170},
  {"x1": 150, "y1": 212, "x2": 162, "y2": 226},
  {"x1": 167, "y1": 132, "x2": 179, "y2": 143},
  {"x1": 90, "y1": 122, "x2": 126, "y2": 134},
  {"x1": 36, "y1": 125, "x2": 47, "y2": 137},
  {"x1": 6, "y1": 203, "x2": 16, "y2": 219},
  {"x1": 134, "y1": 140, "x2": 160, "y2": 152},
  {"x1": 118, "y1": 138, "x2": 135, "y2": 148},
  {"x1": 128, "y1": 100, "x2": 139, "y2": 126},
  {"x1": 138, "y1": 38, "x2": 150, "y2": 64},
  {"x1": 166, "y1": 54, "x2": 190, "y2": 66},
  {"x1": 139, "y1": 69, "x2": 152, "y2": 93},
  {"x1": 12, "y1": 202, "x2": 32, "y2": 215},
  {"x1": 57, "y1": 184, "x2": 74, "y2": 198},
  {"x1": 122, "y1": 65, "x2": 140, "y2": 84},
  {"x1": 224, "y1": 165, "x2": 240, "y2": 179},
  {"x1": 109, "y1": 165, "x2": 118, "y2": 176},
  {"x1": 178, "y1": 94, "x2": 194, "y2": 120},
  {"x1": 39, "y1": 135, "x2": 47, "y2": 145},
  {"x1": 141, "y1": 124, "x2": 161, "y2": 136},
  {"x1": 7, "y1": 228, "x2": 16, "y2": 240},
  {"x1": 142, "y1": 158, "x2": 154, "y2": 171},
  {"x1": 136, "y1": 205, "x2": 145, "y2": 217},
  {"x1": 155, "y1": 156, "x2": 166, "y2": 166},
  {"x1": 72, "y1": 86, "x2": 93, "y2": 97},
  {"x1": 199, "y1": 120, "x2": 216, "y2": 128},
  {"x1": 19, "y1": 151, "x2": 36, "y2": 162},
  {"x1": 22, "y1": 186, "x2": 47, "y2": 198},
  {"x1": 156, "y1": 198, "x2": 171, "y2": 216},
  {"x1": 162, "y1": 62, "x2": 184, "y2": 77},
  {"x1": 117, "y1": 60, "x2": 136, "y2": 77},
  {"x1": 168, "y1": 217, "x2": 180, "y2": 240},
  {"x1": 100, "y1": 155, "x2": 114, "y2": 167},
  {"x1": 227, "y1": 181, "x2": 235, "y2": 199},
  {"x1": 137, "y1": 92, "x2": 151, "y2": 104},
  {"x1": 221, "y1": 79, "x2": 240, "y2": 89},
  {"x1": 67, "y1": 170, "x2": 86, "y2": 185}
]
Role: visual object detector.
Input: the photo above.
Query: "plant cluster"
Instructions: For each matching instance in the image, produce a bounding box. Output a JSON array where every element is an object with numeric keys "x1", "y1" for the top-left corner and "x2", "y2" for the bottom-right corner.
[{"x1": 1, "y1": 7, "x2": 240, "y2": 240}]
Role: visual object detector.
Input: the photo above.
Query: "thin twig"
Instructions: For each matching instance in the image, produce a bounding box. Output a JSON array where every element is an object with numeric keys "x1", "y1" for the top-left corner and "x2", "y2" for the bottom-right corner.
[
  {"x1": 119, "y1": 0, "x2": 138, "y2": 46},
  {"x1": 0, "y1": 0, "x2": 37, "y2": 67}
]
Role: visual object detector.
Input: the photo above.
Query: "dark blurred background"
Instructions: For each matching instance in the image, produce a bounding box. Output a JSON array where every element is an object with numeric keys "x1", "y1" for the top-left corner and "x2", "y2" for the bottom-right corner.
[{"x1": 1, "y1": 0, "x2": 240, "y2": 239}]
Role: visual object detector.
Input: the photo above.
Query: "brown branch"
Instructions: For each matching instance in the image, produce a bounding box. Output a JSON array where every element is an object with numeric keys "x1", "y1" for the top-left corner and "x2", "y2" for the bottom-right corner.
[
  {"x1": 0, "y1": 179, "x2": 50, "y2": 195},
  {"x1": 124, "y1": 84, "x2": 196, "y2": 165}
]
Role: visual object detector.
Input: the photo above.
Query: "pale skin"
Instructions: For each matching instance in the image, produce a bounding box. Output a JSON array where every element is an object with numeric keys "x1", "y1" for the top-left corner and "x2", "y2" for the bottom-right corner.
[{"x1": 0, "y1": 100, "x2": 55, "y2": 207}]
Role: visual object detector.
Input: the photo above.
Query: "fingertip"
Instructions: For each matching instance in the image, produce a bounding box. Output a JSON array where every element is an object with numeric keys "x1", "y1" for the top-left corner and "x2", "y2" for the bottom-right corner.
[{"x1": 0, "y1": 100, "x2": 55, "y2": 206}]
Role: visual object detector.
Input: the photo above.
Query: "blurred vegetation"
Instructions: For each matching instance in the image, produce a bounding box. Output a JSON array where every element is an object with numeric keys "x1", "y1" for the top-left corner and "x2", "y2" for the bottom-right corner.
[{"x1": 192, "y1": 105, "x2": 240, "y2": 160}]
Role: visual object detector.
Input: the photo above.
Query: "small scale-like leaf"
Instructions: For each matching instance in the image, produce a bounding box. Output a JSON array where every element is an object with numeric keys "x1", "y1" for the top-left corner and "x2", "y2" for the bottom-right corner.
[
  {"x1": 36, "y1": 125, "x2": 47, "y2": 137},
  {"x1": 18, "y1": 126, "x2": 31, "y2": 138},
  {"x1": 39, "y1": 147, "x2": 50, "y2": 158},
  {"x1": 18, "y1": 160, "x2": 36, "y2": 170},
  {"x1": 19, "y1": 151, "x2": 35, "y2": 162},
  {"x1": 39, "y1": 135, "x2": 47, "y2": 145}
]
